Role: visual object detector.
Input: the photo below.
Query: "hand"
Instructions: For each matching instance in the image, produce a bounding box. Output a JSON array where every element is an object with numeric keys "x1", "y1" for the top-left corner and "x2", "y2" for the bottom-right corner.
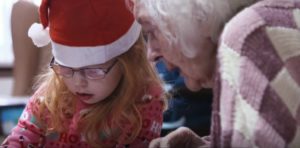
[{"x1": 149, "y1": 127, "x2": 210, "y2": 148}]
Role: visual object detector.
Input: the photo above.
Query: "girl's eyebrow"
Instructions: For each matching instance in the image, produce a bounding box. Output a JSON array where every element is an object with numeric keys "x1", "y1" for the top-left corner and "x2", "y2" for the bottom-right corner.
[
  {"x1": 62, "y1": 63, "x2": 107, "y2": 70},
  {"x1": 80, "y1": 65, "x2": 107, "y2": 69}
]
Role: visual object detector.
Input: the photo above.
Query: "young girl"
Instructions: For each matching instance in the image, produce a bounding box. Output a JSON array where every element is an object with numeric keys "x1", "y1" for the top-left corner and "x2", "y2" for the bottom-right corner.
[{"x1": 1, "y1": 0, "x2": 166, "y2": 147}]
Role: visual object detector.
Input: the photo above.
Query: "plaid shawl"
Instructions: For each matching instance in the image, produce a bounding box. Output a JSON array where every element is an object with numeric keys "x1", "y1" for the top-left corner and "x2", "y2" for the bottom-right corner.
[{"x1": 212, "y1": 0, "x2": 300, "y2": 147}]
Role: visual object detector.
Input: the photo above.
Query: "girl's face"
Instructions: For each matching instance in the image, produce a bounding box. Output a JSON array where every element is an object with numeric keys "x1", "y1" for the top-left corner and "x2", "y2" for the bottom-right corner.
[{"x1": 59, "y1": 59, "x2": 123, "y2": 104}]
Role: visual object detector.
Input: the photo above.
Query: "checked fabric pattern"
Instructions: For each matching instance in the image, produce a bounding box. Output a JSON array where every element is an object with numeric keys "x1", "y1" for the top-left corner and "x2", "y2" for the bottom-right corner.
[{"x1": 212, "y1": 0, "x2": 300, "y2": 147}]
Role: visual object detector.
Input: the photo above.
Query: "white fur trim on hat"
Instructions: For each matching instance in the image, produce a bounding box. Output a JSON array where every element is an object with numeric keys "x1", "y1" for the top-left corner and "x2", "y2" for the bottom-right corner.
[
  {"x1": 52, "y1": 21, "x2": 141, "y2": 68},
  {"x1": 28, "y1": 23, "x2": 51, "y2": 47}
]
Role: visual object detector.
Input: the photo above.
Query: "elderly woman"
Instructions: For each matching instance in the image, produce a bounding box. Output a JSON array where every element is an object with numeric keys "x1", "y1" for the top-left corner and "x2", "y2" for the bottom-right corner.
[{"x1": 133, "y1": 0, "x2": 300, "y2": 147}]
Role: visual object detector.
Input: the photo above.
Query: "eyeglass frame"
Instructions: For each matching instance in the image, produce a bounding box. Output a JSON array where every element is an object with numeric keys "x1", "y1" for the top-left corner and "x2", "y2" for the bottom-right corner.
[{"x1": 49, "y1": 57, "x2": 118, "y2": 80}]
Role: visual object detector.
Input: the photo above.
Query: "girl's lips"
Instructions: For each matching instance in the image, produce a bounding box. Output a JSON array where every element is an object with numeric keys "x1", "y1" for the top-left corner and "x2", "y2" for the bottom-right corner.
[{"x1": 76, "y1": 92, "x2": 93, "y2": 101}]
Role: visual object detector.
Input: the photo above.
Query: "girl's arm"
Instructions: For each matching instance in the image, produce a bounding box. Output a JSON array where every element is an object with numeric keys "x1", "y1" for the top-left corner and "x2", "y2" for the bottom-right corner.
[{"x1": 1, "y1": 95, "x2": 46, "y2": 147}]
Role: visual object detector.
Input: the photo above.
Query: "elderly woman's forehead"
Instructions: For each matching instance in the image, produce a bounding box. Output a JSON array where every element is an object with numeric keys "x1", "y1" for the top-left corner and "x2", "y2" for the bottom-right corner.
[
  {"x1": 135, "y1": 11, "x2": 157, "y2": 29},
  {"x1": 135, "y1": 4, "x2": 151, "y2": 20},
  {"x1": 138, "y1": 17, "x2": 156, "y2": 29}
]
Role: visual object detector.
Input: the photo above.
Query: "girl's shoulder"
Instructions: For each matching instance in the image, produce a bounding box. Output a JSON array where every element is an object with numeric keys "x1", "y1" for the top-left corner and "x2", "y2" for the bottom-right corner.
[
  {"x1": 138, "y1": 81, "x2": 165, "y2": 103},
  {"x1": 27, "y1": 85, "x2": 47, "y2": 107},
  {"x1": 27, "y1": 88, "x2": 44, "y2": 109},
  {"x1": 24, "y1": 85, "x2": 51, "y2": 123},
  {"x1": 117, "y1": 82, "x2": 165, "y2": 145},
  {"x1": 136, "y1": 81, "x2": 167, "y2": 113}
]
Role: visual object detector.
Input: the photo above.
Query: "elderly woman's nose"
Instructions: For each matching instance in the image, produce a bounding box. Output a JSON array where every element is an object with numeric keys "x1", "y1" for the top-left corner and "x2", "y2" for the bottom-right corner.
[{"x1": 147, "y1": 46, "x2": 162, "y2": 62}]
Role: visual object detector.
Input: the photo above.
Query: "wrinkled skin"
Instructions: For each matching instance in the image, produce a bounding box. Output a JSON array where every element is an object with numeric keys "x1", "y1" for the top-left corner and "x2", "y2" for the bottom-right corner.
[{"x1": 149, "y1": 127, "x2": 210, "y2": 148}]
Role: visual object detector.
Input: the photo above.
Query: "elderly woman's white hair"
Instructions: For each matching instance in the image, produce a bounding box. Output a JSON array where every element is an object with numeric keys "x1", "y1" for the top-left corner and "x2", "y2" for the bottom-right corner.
[{"x1": 134, "y1": 0, "x2": 256, "y2": 58}]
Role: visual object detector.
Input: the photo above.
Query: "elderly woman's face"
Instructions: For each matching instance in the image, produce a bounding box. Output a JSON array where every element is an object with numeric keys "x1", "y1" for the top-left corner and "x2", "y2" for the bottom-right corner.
[{"x1": 135, "y1": 4, "x2": 216, "y2": 91}]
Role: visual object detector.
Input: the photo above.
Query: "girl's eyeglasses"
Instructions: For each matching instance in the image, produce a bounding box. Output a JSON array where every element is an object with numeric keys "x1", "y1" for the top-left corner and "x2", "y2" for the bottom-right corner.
[{"x1": 49, "y1": 58, "x2": 117, "y2": 80}]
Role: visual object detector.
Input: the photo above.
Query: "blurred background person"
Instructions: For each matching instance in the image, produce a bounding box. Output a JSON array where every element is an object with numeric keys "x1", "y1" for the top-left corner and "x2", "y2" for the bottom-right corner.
[
  {"x1": 0, "y1": 0, "x2": 52, "y2": 97},
  {"x1": 11, "y1": 0, "x2": 51, "y2": 96}
]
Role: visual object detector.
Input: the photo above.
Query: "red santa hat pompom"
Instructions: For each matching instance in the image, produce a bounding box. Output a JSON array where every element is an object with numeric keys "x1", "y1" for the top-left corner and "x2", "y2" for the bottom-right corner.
[{"x1": 28, "y1": 0, "x2": 141, "y2": 68}]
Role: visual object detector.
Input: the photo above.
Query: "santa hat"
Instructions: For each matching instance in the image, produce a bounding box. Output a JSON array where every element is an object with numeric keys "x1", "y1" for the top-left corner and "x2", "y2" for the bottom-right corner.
[{"x1": 28, "y1": 0, "x2": 141, "y2": 68}]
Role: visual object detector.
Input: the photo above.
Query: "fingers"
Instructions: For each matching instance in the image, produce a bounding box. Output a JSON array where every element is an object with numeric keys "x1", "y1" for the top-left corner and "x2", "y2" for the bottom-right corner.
[
  {"x1": 149, "y1": 138, "x2": 165, "y2": 148},
  {"x1": 164, "y1": 127, "x2": 198, "y2": 147},
  {"x1": 149, "y1": 127, "x2": 204, "y2": 148}
]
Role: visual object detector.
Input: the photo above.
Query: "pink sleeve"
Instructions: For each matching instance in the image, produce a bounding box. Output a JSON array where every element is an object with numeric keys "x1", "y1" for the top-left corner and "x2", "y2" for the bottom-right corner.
[{"x1": 1, "y1": 94, "x2": 46, "y2": 147}]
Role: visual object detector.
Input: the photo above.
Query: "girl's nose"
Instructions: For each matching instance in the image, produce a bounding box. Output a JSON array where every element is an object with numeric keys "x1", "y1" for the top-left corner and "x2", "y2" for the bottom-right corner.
[{"x1": 73, "y1": 71, "x2": 88, "y2": 87}]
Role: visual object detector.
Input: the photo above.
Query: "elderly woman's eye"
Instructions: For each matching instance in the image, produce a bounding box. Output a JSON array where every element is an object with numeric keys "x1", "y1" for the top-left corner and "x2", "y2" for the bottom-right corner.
[
  {"x1": 142, "y1": 31, "x2": 149, "y2": 42},
  {"x1": 143, "y1": 33, "x2": 148, "y2": 42},
  {"x1": 148, "y1": 32, "x2": 157, "y2": 42}
]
